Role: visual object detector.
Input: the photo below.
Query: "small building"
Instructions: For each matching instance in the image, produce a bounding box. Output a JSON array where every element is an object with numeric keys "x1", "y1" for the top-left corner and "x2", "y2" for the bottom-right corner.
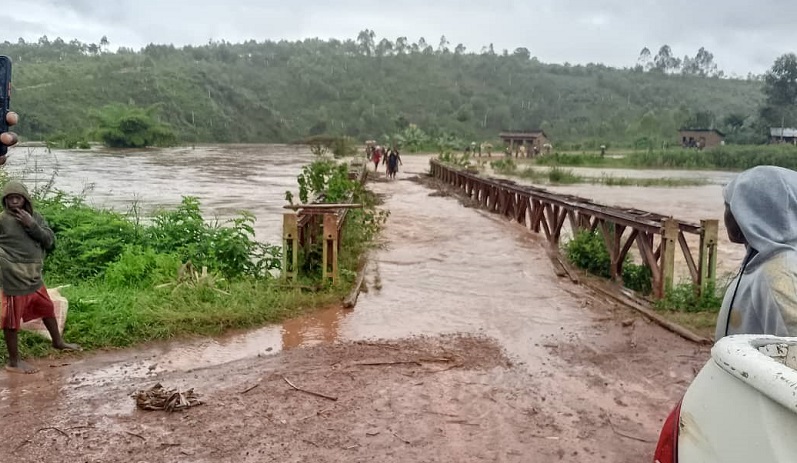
[
  {"x1": 770, "y1": 128, "x2": 797, "y2": 145},
  {"x1": 499, "y1": 131, "x2": 551, "y2": 157},
  {"x1": 679, "y1": 129, "x2": 725, "y2": 149}
]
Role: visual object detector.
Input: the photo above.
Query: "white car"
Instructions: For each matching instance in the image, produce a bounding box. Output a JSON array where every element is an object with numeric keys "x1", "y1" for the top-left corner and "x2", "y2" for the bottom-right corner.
[{"x1": 654, "y1": 335, "x2": 797, "y2": 462}]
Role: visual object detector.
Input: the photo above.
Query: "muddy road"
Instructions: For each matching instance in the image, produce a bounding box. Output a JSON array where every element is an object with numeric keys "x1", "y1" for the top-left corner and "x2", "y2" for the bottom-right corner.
[{"x1": 0, "y1": 152, "x2": 708, "y2": 462}]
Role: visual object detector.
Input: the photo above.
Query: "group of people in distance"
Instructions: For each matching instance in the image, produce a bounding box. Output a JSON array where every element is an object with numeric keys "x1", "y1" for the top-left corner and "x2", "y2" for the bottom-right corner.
[{"x1": 366, "y1": 144, "x2": 402, "y2": 179}]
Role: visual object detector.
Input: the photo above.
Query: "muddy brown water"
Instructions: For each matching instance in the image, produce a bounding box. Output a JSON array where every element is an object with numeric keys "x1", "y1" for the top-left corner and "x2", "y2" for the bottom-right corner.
[
  {"x1": 7, "y1": 144, "x2": 314, "y2": 242},
  {"x1": 0, "y1": 151, "x2": 728, "y2": 382},
  {"x1": 0, "y1": 151, "x2": 710, "y2": 461}
]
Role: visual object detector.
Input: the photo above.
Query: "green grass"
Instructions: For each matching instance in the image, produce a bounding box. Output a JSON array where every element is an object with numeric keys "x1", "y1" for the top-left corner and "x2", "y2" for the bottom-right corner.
[
  {"x1": 595, "y1": 175, "x2": 707, "y2": 187},
  {"x1": 535, "y1": 144, "x2": 797, "y2": 171},
  {"x1": 492, "y1": 159, "x2": 706, "y2": 187}
]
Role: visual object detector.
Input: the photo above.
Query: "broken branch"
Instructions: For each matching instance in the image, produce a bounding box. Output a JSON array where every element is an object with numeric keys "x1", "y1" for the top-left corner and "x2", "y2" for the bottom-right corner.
[
  {"x1": 609, "y1": 419, "x2": 654, "y2": 443},
  {"x1": 283, "y1": 376, "x2": 338, "y2": 401},
  {"x1": 125, "y1": 431, "x2": 146, "y2": 441},
  {"x1": 36, "y1": 427, "x2": 69, "y2": 439},
  {"x1": 390, "y1": 430, "x2": 411, "y2": 445},
  {"x1": 240, "y1": 384, "x2": 260, "y2": 395}
]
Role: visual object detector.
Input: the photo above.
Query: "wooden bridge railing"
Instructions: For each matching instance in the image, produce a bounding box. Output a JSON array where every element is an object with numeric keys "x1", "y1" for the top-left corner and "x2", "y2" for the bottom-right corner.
[
  {"x1": 430, "y1": 159, "x2": 718, "y2": 299},
  {"x1": 282, "y1": 161, "x2": 368, "y2": 284}
]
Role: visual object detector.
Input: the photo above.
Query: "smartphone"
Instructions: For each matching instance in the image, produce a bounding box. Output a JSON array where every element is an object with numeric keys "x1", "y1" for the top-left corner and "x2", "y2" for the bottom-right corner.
[{"x1": 0, "y1": 55, "x2": 12, "y2": 156}]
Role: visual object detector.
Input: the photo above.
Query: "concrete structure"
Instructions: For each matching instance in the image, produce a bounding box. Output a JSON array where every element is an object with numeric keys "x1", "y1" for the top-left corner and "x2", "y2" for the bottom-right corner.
[
  {"x1": 679, "y1": 129, "x2": 725, "y2": 149},
  {"x1": 499, "y1": 131, "x2": 550, "y2": 157}
]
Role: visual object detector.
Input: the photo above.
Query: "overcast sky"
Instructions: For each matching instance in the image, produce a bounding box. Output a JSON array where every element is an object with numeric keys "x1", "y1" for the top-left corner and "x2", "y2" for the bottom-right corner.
[{"x1": 3, "y1": 0, "x2": 794, "y2": 76}]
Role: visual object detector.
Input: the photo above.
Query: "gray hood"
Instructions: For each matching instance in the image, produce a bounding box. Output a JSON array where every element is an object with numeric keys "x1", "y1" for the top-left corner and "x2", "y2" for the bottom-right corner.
[{"x1": 723, "y1": 165, "x2": 797, "y2": 272}]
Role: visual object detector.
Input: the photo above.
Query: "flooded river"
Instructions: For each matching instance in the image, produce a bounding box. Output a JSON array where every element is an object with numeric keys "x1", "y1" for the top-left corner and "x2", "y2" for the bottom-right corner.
[
  {"x1": 0, "y1": 151, "x2": 707, "y2": 462},
  {"x1": 0, "y1": 149, "x2": 736, "y2": 381},
  {"x1": 7, "y1": 144, "x2": 314, "y2": 243}
]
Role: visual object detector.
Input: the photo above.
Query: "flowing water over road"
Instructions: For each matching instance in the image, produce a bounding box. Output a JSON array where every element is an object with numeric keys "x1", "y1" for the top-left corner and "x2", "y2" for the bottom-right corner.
[{"x1": 0, "y1": 148, "x2": 710, "y2": 462}]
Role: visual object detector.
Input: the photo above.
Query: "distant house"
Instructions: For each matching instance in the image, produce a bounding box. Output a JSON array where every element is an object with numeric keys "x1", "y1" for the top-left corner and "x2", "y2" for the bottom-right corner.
[
  {"x1": 770, "y1": 128, "x2": 797, "y2": 144},
  {"x1": 499, "y1": 131, "x2": 551, "y2": 157},
  {"x1": 679, "y1": 128, "x2": 725, "y2": 149}
]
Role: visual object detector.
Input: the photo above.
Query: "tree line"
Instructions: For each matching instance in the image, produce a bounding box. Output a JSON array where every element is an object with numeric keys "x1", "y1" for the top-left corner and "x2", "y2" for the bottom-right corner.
[{"x1": 0, "y1": 31, "x2": 775, "y2": 148}]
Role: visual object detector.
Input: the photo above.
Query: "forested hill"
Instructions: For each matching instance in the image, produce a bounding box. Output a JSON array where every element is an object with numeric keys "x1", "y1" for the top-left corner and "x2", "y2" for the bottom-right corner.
[{"x1": 0, "y1": 36, "x2": 763, "y2": 146}]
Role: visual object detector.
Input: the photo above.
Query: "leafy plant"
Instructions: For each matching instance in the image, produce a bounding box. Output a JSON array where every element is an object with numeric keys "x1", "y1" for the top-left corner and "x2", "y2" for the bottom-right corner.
[
  {"x1": 656, "y1": 282, "x2": 723, "y2": 313},
  {"x1": 90, "y1": 104, "x2": 177, "y2": 148},
  {"x1": 564, "y1": 229, "x2": 653, "y2": 295}
]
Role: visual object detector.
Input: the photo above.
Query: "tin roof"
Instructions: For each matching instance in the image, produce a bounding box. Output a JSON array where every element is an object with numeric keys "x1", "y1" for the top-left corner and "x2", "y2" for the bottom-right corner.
[{"x1": 770, "y1": 128, "x2": 797, "y2": 138}]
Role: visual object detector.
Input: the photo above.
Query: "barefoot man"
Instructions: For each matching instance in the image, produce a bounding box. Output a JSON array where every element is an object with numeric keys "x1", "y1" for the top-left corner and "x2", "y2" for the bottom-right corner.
[{"x1": 0, "y1": 115, "x2": 80, "y2": 374}]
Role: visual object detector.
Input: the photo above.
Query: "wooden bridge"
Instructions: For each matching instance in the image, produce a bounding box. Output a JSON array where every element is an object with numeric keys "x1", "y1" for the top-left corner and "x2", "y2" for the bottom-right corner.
[{"x1": 429, "y1": 160, "x2": 718, "y2": 299}]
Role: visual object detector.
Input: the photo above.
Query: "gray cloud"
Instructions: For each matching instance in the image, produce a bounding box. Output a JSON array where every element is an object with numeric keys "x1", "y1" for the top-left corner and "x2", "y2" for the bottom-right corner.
[{"x1": 4, "y1": 0, "x2": 795, "y2": 75}]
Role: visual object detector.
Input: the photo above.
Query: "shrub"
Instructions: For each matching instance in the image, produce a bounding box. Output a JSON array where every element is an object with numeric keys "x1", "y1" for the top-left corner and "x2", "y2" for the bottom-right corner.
[{"x1": 564, "y1": 229, "x2": 653, "y2": 295}]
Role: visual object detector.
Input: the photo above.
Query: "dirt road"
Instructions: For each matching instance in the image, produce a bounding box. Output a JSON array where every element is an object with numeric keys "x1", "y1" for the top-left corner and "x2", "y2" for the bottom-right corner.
[{"x1": 0, "y1": 156, "x2": 709, "y2": 462}]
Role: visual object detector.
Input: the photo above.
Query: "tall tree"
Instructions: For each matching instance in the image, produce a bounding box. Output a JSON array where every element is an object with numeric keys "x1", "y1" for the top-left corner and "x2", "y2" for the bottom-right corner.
[
  {"x1": 395, "y1": 37, "x2": 408, "y2": 55},
  {"x1": 761, "y1": 53, "x2": 797, "y2": 127},
  {"x1": 357, "y1": 29, "x2": 375, "y2": 56},
  {"x1": 438, "y1": 35, "x2": 450, "y2": 54},
  {"x1": 376, "y1": 38, "x2": 394, "y2": 57},
  {"x1": 653, "y1": 45, "x2": 681, "y2": 73},
  {"x1": 638, "y1": 47, "x2": 652, "y2": 70},
  {"x1": 694, "y1": 47, "x2": 717, "y2": 77},
  {"x1": 513, "y1": 47, "x2": 531, "y2": 60}
]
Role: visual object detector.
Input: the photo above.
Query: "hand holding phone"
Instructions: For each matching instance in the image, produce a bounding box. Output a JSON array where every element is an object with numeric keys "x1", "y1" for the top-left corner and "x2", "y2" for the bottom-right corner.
[{"x1": 0, "y1": 55, "x2": 19, "y2": 160}]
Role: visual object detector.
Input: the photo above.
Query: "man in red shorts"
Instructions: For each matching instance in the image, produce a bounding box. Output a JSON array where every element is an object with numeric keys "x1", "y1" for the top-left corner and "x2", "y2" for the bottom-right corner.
[{"x1": 0, "y1": 180, "x2": 80, "y2": 374}]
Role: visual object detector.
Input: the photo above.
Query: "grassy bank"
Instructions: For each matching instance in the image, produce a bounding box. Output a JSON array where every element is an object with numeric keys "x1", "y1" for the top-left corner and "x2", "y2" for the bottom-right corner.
[
  {"x1": 534, "y1": 144, "x2": 797, "y2": 171},
  {"x1": 6, "y1": 158, "x2": 382, "y2": 363},
  {"x1": 489, "y1": 159, "x2": 707, "y2": 187}
]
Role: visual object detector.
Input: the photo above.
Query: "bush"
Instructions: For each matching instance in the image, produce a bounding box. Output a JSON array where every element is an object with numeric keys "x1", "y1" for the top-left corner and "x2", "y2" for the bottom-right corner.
[
  {"x1": 490, "y1": 158, "x2": 517, "y2": 174},
  {"x1": 39, "y1": 193, "x2": 142, "y2": 281},
  {"x1": 91, "y1": 104, "x2": 177, "y2": 148},
  {"x1": 104, "y1": 245, "x2": 182, "y2": 289},
  {"x1": 146, "y1": 197, "x2": 280, "y2": 279},
  {"x1": 548, "y1": 166, "x2": 581, "y2": 184},
  {"x1": 564, "y1": 229, "x2": 653, "y2": 295},
  {"x1": 656, "y1": 282, "x2": 723, "y2": 313},
  {"x1": 295, "y1": 159, "x2": 356, "y2": 203}
]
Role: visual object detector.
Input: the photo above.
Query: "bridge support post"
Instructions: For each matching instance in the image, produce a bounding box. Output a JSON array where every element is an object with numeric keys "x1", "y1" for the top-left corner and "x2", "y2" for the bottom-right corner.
[
  {"x1": 322, "y1": 213, "x2": 339, "y2": 284},
  {"x1": 282, "y1": 213, "x2": 299, "y2": 280},
  {"x1": 660, "y1": 219, "x2": 679, "y2": 298},
  {"x1": 698, "y1": 219, "x2": 719, "y2": 297}
]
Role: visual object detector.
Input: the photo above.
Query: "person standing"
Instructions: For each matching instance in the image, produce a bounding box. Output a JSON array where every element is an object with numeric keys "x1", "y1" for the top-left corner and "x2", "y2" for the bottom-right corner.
[
  {"x1": 715, "y1": 166, "x2": 797, "y2": 340},
  {"x1": 0, "y1": 180, "x2": 81, "y2": 373}
]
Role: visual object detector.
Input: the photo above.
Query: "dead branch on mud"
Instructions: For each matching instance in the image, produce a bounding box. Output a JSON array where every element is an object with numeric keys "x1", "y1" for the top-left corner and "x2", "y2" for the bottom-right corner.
[
  {"x1": 239, "y1": 384, "x2": 260, "y2": 394},
  {"x1": 35, "y1": 426, "x2": 70, "y2": 439},
  {"x1": 125, "y1": 431, "x2": 146, "y2": 441},
  {"x1": 355, "y1": 357, "x2": 455, "y2": 367},
  {"x1": 355, "y1": 360, "x2": 423, "y2": 367},
  {"x1": 390, "y1": 430, "x2": 412, "y2": 445},
  {"x1": 133, "y1": 383, "x2": 203, "y2": 412},
  {"x1": 283, "y1": 376, "x2": 338, "y2": 401},
  {"x1": 608, "y1": 418, "x2": 654, "y2": 443}
]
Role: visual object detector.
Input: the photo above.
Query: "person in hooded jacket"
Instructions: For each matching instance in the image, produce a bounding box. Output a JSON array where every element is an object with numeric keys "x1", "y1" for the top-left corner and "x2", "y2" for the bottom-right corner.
[
  {"x1": 0, "y1": 181, "x2": 80, "y2": 373},
  {"x1": 715, "y1": 165, "x2": 797, "y2": 340}
]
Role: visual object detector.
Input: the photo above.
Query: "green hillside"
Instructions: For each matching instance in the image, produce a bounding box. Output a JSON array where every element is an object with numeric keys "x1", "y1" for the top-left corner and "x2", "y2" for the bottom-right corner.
[{"x1": 0, "y1": 35, "x2": 764, "y2": 147}]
